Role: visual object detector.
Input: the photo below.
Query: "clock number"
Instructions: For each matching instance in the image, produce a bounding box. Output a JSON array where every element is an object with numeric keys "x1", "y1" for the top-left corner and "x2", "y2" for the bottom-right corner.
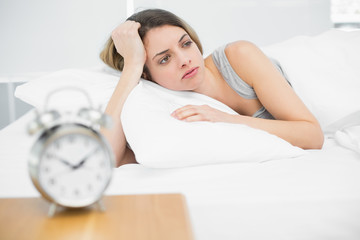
[
  {"x1": 54, "y1": 141, "x2": 60, "y2": 150},
  {"x1": 49, "y1": 178, "x2": 56, "y2": 186},
  {"x1": 99, "y1": 160, "x2": 106, "y2": 168},
  {"x1": 67, "y1": 135, "x2": 75, "y2": 143},
  {"x1": 74, "y1": 189, "x2": 80, "y2": 197},
  {"x1": 44, "y1": 166, "x2": 51, "y2": 173},
  {"x1": 45, "y1": 153, "x2": 53, "y2": 160},
  {"x1": 96, "y1": 174, "x2": 102, "y2": 182}
]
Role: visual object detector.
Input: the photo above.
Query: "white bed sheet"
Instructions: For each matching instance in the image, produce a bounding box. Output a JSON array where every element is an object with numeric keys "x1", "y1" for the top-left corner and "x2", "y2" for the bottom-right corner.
[{"x1": 1, "y1": 110, "x2": 360, "y2": 240}]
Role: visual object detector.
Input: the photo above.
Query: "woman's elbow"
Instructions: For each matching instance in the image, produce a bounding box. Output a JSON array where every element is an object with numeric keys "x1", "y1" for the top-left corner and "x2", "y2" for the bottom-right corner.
[
  {"x1": 310, "y1": 133, "x2": 324, "y2": 149},
  {"x1": 114, "y1": 147, "x2": 137, "y2": 167},
  {"x1": 305, "y1": 124, "x2": 324, "y2": 150}
]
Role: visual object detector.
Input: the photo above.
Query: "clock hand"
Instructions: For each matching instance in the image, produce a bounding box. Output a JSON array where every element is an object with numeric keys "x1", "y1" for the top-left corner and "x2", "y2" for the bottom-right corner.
[
  {"x1": 52, "y1": 154, "x2": 76, "y2": 169},
  {"x1": 74, "y1": 146, "x2": 100, "y2": 169}
]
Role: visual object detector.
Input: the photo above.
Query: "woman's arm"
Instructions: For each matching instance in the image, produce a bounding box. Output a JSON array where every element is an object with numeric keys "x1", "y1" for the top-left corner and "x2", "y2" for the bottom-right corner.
[
  {"x1": 173, "y1": 41, "x2": 324, "y2": 149},
  {"x1": 225, "y1": 41, "x2": 323, "y2": 149},
  {"x1": 102, "y1": 66, "x2": 141, "y2": 167},
  {"x1": 101, "y1": 21, "x2": 146, "y2": 167}
]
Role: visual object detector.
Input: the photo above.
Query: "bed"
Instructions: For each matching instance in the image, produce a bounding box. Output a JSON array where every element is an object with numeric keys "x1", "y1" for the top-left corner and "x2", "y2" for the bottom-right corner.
[{"x1": 1, "y1": 29, "x2": 360, "y2": 240}]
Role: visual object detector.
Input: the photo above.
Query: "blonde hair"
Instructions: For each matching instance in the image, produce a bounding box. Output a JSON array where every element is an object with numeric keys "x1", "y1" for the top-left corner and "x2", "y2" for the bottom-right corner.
[{"x1": 99, "y1": 9, "x2": 203, "y2": 80}]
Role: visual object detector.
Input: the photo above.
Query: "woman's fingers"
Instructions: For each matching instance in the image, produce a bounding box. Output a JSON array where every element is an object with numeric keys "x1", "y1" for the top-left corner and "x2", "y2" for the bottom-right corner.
[
  {"x1": 172, "y1": 105, "x2": 211, "y2": 121},
  {"x1": 172, "y1": 105, "x2": 234, "y2": 123},
  {"x1": 111, "y1": 21, "x2": 146, "y2": 65}
]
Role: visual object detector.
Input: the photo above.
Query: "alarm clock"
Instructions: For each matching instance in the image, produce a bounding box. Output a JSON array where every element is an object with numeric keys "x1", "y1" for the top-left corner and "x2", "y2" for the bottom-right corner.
[{"x1": 27, "y1": 87, "x2": 115, "y2": 216}]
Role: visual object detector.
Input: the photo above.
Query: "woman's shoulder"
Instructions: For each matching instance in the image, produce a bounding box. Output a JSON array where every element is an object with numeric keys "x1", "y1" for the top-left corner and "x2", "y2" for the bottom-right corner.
[
  {"x1": 206, "y1": 40, "x2": 262, "y2": 74},
  {"x1": 222, "y1": 41, "x2": 266, "y2": 87},
  {"x1": 224, "y1": 40, "x2": 260, "y2": 60}
]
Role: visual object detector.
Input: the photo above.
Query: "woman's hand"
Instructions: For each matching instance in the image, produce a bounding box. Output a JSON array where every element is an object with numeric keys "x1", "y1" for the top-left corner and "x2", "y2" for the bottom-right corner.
[
  {"x1": 171, "y1": 105, "x2": 235, "y2": 123},
  {"x1": 111, "y1": 21, "x2": 146, "y2": 67}
]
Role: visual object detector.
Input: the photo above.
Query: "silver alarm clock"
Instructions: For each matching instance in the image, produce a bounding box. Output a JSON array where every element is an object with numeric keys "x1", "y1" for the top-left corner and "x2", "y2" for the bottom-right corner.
[{"x1": 27, "y1": 87, "x2": 114, "y2": 216}]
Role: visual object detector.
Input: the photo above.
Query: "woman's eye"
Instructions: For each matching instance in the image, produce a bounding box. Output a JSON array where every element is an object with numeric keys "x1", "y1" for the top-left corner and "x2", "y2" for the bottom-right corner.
[
  {"x1": 159, "y1": 55, "x2": 170, "y2": 64},
  {"x1": 183, "y1": 40, "x2": 193, "y2": 47}
]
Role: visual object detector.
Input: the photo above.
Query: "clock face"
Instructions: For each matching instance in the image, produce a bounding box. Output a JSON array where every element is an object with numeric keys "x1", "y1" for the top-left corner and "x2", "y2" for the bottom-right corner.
[{"x1": 30, "y1": 124, "x2": 114, "y2": 208}]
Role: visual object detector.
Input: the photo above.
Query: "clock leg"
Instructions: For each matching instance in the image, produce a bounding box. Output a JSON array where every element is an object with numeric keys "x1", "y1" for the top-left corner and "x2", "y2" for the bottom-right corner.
[
  {"x1": 48, "y1": 203, "x2": 58, "y2": 217},
  {"x1": 96, "y1": 199, "x2": 106, "y2": 212}
]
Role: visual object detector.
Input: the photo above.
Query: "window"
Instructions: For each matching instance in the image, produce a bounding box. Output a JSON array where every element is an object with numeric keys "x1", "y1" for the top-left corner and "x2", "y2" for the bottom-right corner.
[{"x1": 331, "y1": 0, "x2": 360, "y2": 29}]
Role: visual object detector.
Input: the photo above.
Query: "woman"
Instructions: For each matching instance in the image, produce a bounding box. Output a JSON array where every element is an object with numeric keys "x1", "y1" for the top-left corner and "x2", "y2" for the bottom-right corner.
[{"x1": 100, "y1": 9, "x2": 324, "y2": 167}]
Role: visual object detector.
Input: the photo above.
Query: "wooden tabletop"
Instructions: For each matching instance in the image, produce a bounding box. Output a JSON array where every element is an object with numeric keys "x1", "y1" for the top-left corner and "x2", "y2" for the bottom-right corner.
[{"x1": 0, "y1": 194, "x2": 194, "y2": 240}]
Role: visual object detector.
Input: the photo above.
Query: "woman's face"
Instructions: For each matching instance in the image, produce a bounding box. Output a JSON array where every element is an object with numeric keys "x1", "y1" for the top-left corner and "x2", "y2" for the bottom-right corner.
[{"x1": 143, "y1": 25, "x2": 205, "y2": 91}]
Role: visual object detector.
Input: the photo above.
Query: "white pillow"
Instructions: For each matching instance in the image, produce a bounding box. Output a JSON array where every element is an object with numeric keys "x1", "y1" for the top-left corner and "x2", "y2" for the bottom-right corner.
[
  {"x1": 262, "y1": 29, "x2": 360, "y2": 133},
  {"x1": 121, "y1": 80, "x2": 304, "y2": 168},
  {"x1": 15, "y1": 67, "x2": 120, "y2": 111}
]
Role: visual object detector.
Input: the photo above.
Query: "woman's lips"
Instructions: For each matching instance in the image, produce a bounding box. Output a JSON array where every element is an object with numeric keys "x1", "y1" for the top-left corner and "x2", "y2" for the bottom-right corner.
[{"x1": 182, "y1": 67, "x2": 199, "y2": 79}]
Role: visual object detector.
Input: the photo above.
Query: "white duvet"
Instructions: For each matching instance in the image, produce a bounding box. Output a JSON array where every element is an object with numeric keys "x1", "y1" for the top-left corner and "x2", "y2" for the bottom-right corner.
[{"x1": 1, "y1": 110, "x2": 360, "y2": 240}]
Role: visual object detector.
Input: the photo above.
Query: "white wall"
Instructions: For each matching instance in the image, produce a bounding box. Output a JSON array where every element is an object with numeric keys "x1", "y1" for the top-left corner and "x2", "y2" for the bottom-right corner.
[
  {"x1": 0, "y1": 0, "x2": 127, "y2": 75},
  {"x1": 135, "y1": 0, "x2": 332, "y2": 56},
  {"x1": 0, "y1": 0, "x2": 332, "y2": 74}
]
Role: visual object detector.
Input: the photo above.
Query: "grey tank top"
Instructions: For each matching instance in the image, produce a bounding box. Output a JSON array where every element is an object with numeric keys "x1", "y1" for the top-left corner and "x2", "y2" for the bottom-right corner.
[{"x1": 211, "y1": 45, "x2": 290, "y2": 119}]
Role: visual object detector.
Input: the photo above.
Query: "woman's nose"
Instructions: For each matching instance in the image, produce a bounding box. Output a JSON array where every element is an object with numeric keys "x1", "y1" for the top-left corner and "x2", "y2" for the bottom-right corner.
[{"x1": 179, "y1": 52, "x2": 191, "y2": 68}]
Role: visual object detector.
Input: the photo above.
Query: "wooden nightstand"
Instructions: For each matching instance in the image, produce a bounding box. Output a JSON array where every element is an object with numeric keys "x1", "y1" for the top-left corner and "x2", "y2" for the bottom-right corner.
[{"x1": 0, "y1": 194, "x2": 194, "y2": 240}]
